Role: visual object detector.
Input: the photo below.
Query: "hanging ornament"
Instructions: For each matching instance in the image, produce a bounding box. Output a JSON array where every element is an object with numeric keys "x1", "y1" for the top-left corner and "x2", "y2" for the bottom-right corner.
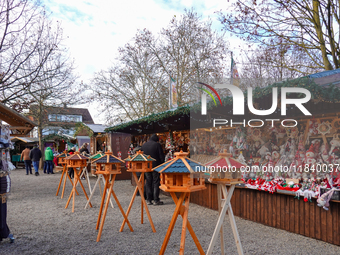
[
  {"x1": 165, "y1": 132, "x2": 174, "y2": 150},
  {"x1": 317, "y1": 121, "x2": 332, "y2": 136}
]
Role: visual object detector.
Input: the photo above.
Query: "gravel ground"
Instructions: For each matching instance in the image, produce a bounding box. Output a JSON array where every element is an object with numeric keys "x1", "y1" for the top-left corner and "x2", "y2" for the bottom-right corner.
[{"x1": 1, "y1": 167, "x2": 340, "y2": 255}]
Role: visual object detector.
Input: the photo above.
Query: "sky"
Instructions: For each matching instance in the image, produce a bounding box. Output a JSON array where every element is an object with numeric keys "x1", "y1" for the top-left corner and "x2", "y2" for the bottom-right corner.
[{"x1": 41, "y1": 0, "x2": 240, "y2": 124}]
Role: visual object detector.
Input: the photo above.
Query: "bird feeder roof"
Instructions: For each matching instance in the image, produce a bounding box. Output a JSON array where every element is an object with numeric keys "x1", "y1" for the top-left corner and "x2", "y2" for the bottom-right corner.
[
  {"x1": 93, "y1": 151, "x2": 124, "y2": 164},
  {"x1": 125, "y1": 150, "x2": 155, "y2": 162},
  {"x1": 57, "y1": 151, "x2": 69, "y2": 158},
  {"x1": 66, "y1": 152, "x2": 89, "y2": 160},
  {"x1": 205, "y1": 151, "x2": 246, "y2": 168},
  {"x1": 89, "y1": 152, "x2": 104, "y2": 159},
  {"x1": 153, "y1": 151, "x2": 204, "y2": 174}
]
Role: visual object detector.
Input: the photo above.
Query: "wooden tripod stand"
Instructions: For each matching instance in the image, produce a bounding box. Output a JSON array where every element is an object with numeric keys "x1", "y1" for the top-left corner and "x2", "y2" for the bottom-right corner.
[
  {"x1": 159, "y1": 192, "x2": 204, "y2": 255},
  {"x1": 65, "y1": 167, "x2": 92, "y2": 212},
  {"x1": 206, "y1": 183, "x2": 243, "y2": 255},
  {"x1": 55, "y1": 163, "x2": 79, "y2": 198},
  {"x1": 120, "y1": 172, "x2": 156, "y2": 232},
  {"x1": 96, "y1": 173, "x2": 133, "y2": 242}
]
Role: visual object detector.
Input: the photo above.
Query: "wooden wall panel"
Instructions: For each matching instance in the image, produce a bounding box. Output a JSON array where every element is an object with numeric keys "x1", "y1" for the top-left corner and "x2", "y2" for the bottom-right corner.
[
  {"x1": 281, "y1": 195, "x2": 285, "y2": 230},
  {"x1": 334, "y1": 203, "x2": 339, "y2": 245},
  {"x1": 304, "y1": 202, "x2": 310, "y2": 236},
  {"x1": 299, "y1": 199, "x2": 305, "y2": 236},
  {"x1": 315, "y1": 205, "x2": 321, "y2": 240},
  {"x1": 327, "y1": 205, "x2": 333, "y2": 244},
  {"x1": 321, "y1": 209, "x2": 327, "y2": 242},
  {"x1": 294, "y1": 198, "x2": 299, "y2": 234},
  {"x1": 285, "y1": 196, "x2": 290, "y2": 232},
  {"x1": 189, "y1": 183, "x2": 340, "y2": 246},
  {"x1": 268, "y1": 194, "x2": 273, "y2": 227},
  {"x1": 310, "y1": 202, "x2": 315, "y2": 239},
  {"x1": 289, "y1": 196, "x2": 295, "y2": 233},
  {"x1": 272, "y1": 193, "x2": 277, "y2": 228}
]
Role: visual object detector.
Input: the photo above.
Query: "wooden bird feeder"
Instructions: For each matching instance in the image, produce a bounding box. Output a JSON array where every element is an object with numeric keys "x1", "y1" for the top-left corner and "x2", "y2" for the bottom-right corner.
[
  {"x1": 153, "y1": 150, "x2": 206, "y2": 255},
  {"x1": 93, "y1": 151, "x2": 124, "y2": 175},
  {"x1": 89, "y1": 152, "x2": 104, "y2": 175},
  {"x1": 57, "y1": 151, "x2": 69, "y2": 165},
  {"x1": 65, "y1": 152, "x2": 92, "y2": 212},
  {"x1": 205, "y1": 150, "x2": 245, "y2": 184},
  {"x1": 205, "y1": 149, "x2": 245, "y2": 255},
  {"x1": 125, "y1": 150, "x2": 154, "y2": 172},
  {"x1": 66, "y1": 152, "x2": 88, "y2": 168},
  {"x1": 56, "y1": 151, "x2": 77, "y2": 199},
  {"x1": 120, "y1": 151, "x2": 156, "y2": 233},
  {"x1": 156, "y1": 151, "x2": 206, "y2": 193},
  {"x1": 91, "y1": 151, "x2": 133, "y2": 242}
]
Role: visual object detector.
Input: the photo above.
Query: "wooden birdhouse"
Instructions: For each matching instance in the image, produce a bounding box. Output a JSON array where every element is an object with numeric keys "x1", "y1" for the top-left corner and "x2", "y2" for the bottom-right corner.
[
  {"x1": 92, "y1": 151, "x2": 124, "y2": 175},
  {"x1": 89, "y1": 152, "x2": 104, "y2": 175},
  {"x1": 57, "y1": 151, "x2": 69, "y2": 165},
  {"x1": 205, "y1": 150, "x2": 246, "y2": 184},
  {"x1": 153, "y1": 151, "x2": 206, "y2": 193},
  {"x1": 125, "y1": 150, "x2": 155, "y2": 172},
  {"x1": 66, "y1": 152, "x2": 89, "y2": 168}
]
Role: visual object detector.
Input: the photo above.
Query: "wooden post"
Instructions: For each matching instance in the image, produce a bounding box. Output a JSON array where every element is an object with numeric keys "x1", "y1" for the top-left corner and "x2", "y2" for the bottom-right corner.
[
  {"x1": 96, "y1": 174, "x2": 133, "y2": 242},
  {"x1": 141, "y1": 173, "x2": 144, "y2": 224},
  {"x1": 179, "y1": 193, "x2": 190, "y2": 255},
  {"x1": 217, "y1": 184, "x2": 225, "y2": 254},
  {"x1": 120, "y1": 172, "x2": 156, "y2": 233},
  {"x1": 159, "y1": 193, "x2": 185, "y2": 255},
  {"x1": 65, "y1": 167, "x2": 92, "y2": 212},
  {"x1": 85, "y1": 174, "x2": 114, "y2": 209},
  {"x1": 160, "y1": 192, "x2": 204, "y2": 255},
  {"x1": 206, "y1": 184, "x2": 244, "y2": 255},
  {"x1": 56, "y1": 165, "x2": 66, "y2": 196}
]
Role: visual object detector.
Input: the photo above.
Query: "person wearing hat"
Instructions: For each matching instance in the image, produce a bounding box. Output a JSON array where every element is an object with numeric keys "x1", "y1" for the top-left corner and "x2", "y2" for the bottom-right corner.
[
  {"x1": 29, "y1": 144, "x2": 42, "y2": 176},
  {"x1": 141, "y1": 134, "x2": 165, "y2": 205}
]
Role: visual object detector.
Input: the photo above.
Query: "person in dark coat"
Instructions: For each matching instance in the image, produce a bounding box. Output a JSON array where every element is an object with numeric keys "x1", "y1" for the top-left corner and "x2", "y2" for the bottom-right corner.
[
  {"x1": 29, "y1": 144, "x2": 42, "y2": 176},
  {"x1": 141, "y1": 134, "x2": 165, "y2": 205}
]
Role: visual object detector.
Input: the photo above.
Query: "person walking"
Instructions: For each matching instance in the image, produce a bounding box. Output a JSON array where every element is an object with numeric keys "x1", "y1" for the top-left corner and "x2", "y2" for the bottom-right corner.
[
  {"x1": 44, "y1": 146, "x2": 54, "y2": 174},
  {"x1": 141, "y1": 134, "x2": 165, "y2": 205},
  {"x1": 29, "y1": 144, "x2": 42, "y2": 176},
  {"x1": 20, "y1": 146, "x2": 32, "y2": 175}
]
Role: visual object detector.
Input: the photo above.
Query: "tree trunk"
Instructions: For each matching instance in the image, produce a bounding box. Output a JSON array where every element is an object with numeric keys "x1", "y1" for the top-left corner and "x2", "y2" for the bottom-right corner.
[
  {"x1": 313, "y1": 0, "x2": 333, "y2": 70},
  {"x1": 38, "y1": 105, "x2": 44, "y2": 170}
]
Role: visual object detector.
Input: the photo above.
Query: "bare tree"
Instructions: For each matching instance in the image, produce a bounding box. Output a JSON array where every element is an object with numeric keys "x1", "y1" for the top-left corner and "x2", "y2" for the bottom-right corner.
[
  {"x1": 88, "y1": 9, "x2": 229, "y2": 125},
  {"x1": 88, "y1": 30, "x2": 168, "y2": 124},
  {"x1": 239, "y1": 45, "x2": 324, "y2": 89},
  {"x1": 218, "y1": 0, "x2": 340, "y2": 71},
  {"x1": 0, "y1": 0, "x2": 68, "y2": 111},
  {"x1": 151, "y1": 9, "x2": 229, "y2": 105}
]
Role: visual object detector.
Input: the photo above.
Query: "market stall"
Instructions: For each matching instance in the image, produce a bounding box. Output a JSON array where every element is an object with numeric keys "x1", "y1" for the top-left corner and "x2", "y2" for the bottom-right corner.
[
  {"x1": 106, "y1": 69, "x2": 340, "y2": 246},
  {"x1": 0, "y1": 102, "x2": 36, "y2": 243}
]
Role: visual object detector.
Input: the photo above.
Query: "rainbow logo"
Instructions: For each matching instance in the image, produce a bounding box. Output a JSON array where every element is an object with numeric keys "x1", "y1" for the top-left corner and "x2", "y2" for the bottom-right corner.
[{"x1": 197, "y1": 82, "x2": 223, "y2": 106}]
